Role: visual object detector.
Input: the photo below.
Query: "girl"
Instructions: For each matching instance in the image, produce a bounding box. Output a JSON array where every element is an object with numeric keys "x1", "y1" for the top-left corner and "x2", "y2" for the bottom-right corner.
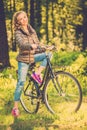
[{"x1": 12, "y1": 11, "x2": 50, "y2": 117}]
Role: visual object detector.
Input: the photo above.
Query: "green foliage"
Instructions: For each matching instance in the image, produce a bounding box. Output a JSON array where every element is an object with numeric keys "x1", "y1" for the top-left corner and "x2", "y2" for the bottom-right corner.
[
  {"x1": 52, "y1": 51, "x2": 87, "y2": 97},
  {"x1": 0, "y1": 51, "x2": 87, "y2": 130},
  {"x1": 52, "y1": 51, "x2": 80, "y2": 66}
]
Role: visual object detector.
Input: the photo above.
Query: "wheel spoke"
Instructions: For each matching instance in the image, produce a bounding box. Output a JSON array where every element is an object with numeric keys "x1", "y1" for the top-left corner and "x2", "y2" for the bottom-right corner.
[
  {"x1": 44, "y1": 71, "x2": 82, "y2": 114},
  {"x1": 20, "y1": 80, "x2": 40, "y2": 114}
]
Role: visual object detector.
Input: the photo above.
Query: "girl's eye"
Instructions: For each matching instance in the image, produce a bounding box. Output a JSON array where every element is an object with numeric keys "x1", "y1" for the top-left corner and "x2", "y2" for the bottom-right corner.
[{"x1": 24, "y1": 16, "x2": 27, "y2": 18}]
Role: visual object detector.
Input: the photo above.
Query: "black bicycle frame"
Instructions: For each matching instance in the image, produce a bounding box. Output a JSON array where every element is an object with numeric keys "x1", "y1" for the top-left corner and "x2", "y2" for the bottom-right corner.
[{"x1": 41, "y1": 54, "x2": 62, "y2": 93}]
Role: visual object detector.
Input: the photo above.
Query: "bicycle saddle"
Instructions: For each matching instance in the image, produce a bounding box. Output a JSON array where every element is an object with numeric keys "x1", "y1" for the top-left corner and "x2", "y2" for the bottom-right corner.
[{"x1": 29, "y1": 62, "x2": 36, "y2": 70}]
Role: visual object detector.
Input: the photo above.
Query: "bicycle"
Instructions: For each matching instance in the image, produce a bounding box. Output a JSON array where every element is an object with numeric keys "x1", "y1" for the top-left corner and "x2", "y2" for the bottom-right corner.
[{"x1": 20, "y1": 47, "x2": 82, "y2": 115}]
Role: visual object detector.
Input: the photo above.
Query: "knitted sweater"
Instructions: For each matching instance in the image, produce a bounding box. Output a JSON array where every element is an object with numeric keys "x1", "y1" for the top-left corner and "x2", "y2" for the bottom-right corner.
[{"x1": 15, "y1": 25, "x2": 40, "y2": 63}]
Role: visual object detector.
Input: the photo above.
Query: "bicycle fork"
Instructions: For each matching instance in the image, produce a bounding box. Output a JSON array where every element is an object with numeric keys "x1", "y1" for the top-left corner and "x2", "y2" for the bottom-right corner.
[{"x1": 49, "y1": 68, "x2": 64, "y2": 96}]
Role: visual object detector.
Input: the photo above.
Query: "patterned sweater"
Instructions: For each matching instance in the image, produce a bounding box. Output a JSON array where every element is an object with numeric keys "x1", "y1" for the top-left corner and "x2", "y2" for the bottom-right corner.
[{"x1": 15, "y1": 24, "x2": 40, "y2": 63}]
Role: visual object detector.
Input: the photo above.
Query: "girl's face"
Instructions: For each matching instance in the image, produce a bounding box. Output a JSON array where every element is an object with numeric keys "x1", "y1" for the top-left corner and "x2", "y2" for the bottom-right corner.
[{"x1": 17, "y1": 12, "x2": 28, "y2": 27}]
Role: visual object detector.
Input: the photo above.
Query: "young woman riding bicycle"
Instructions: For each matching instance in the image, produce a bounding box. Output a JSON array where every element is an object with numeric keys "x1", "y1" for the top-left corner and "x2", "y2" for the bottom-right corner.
[{"x1": 12, "y1": 10, "x2": 52, "y2": 117}]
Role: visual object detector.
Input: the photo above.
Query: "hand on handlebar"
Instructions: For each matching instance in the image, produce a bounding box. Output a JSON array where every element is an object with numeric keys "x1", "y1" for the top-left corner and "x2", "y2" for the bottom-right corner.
[
  {"x1": 46, "y1": 45, "x2": 56, "y2": 51},
  {"x1": 31, "y1": 44, "x2": 38, "y2": 49},
  {"x1": 35, "y1": 45, "x2": 56, "y2": 54}
]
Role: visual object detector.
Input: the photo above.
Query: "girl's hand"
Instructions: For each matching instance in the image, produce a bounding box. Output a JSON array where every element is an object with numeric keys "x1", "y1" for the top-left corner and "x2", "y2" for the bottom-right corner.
[
  {"x1": 31, "y1": 44, "x2": 38, "y2": 49},
  {"x1": 46, "y1": 45, "x2": 55, "y2": 51}
]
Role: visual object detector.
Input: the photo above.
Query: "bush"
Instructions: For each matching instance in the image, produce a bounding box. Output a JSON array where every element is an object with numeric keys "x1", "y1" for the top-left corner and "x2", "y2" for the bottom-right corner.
[{"x1": 52, "y1": 51, "x2": 80, "y2": 66}]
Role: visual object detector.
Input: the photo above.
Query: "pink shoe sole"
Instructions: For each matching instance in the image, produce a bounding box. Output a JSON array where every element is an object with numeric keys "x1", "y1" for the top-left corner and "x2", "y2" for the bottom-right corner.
[
  {"x1": 12, "y1": 108, "x2": 19, "y2": 117},
  {"x1": 31, "y1": 73, "x2": 42, "y2": 84}
]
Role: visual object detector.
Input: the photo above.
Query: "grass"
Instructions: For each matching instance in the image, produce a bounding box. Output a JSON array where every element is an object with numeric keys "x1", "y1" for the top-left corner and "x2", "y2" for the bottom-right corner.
[{"x1": 0, "y1": 51, "x2": 87, "y2": 130}]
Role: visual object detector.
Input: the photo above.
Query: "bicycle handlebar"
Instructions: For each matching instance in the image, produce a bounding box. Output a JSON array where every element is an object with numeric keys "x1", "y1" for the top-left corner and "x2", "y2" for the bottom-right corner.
[{"x1": 35, "y1": 45, "x2": 57, "y2": 54}]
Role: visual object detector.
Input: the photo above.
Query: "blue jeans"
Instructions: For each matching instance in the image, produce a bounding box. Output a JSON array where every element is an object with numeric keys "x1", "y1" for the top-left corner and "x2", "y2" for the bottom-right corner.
[{"x1": 14, "y1": 52, "x2": 50, "y2": 101}]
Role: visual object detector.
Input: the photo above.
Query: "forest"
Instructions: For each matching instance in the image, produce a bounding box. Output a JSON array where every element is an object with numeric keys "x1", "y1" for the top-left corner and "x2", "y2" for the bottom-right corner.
[
  {"x1": 0, "y1": 0, "x2": 87, "y2": 130},
  {"x1": 0, "y1": 0, "x2": 87, "y2": 67}
]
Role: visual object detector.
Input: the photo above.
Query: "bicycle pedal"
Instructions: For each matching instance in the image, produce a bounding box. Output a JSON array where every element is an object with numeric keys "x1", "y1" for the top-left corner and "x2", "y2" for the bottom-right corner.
[{"x1": 38, "y1": 94, "x2": 42, "y2": 99}]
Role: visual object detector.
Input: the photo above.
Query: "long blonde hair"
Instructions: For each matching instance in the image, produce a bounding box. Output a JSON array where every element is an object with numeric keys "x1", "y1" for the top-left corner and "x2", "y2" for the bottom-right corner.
[{"x1": 12, "y1": 11, "x2": 27, "y2": 31}]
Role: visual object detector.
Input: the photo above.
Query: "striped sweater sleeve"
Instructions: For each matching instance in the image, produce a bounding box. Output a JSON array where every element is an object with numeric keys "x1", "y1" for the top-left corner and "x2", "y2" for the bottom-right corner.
[{"x1": 15, "y1": 30, "x2": 32, "y2": 50}]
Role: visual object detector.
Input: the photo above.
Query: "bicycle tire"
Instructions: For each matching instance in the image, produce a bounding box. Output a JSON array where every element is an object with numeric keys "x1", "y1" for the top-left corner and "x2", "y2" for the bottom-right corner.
[
  {"x1": 20, "y1": 78, "x2": 40, "y2": 114},
  {"x1": 44, "y1": 71, "x2": 82, "y2": 115}
]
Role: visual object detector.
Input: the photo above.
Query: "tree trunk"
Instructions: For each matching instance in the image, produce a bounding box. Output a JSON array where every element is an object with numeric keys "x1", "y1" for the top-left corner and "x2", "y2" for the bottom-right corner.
[
  {"x1": 0, "y1": 0, "x2": 10, "y2": 68},
  {"x1": 13, "y1": 0, "x2": 16, "y2": 12},
  {"x1": 51, "y1": 1, "x2": 55, "y2": 38},
  {"x1": 82, "y1": 0, "x2": 87, "y2": 50},
  {"x1": 24, "y1": 0, "x2": 28, "y2": 14},
  {"x1": 35, "y1": 0, "x2": 42, "y2": 37},
  {"x1": 46, "y1": 0, "x2": 49, "y2": 44},
  {"x1": 30, "y1": 0, "x2": 35, "y2": 28}
]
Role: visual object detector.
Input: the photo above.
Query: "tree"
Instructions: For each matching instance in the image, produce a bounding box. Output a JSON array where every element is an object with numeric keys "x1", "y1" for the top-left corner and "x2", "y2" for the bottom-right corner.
[
  {"x1": 0, "y1": 0, "x2": 10, "y2": 69},
  {"x1": 35, "y1": 0, "x2": 42, "y2": 37},
  {"x1": 30, "y1": 0, "x2": 35, "y2": 28},
  {"x1": 82, "y1": 0, "x2": 87, "y2": 50},
  {"x1": 46, "y1": 0, "x2": 49, "y2": 43},
  {"x1": 24, "y1": 0, "x2": 28, "y2": 14}
]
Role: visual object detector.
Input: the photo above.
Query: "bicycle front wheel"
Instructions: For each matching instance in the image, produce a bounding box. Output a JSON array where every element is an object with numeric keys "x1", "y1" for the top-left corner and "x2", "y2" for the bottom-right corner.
[
  {"x1": 20, "y1": 79, "x2": 40, "y2": 114},
  {"x1": 44, "y1": 71, "x2": 82, "y2": 115}
]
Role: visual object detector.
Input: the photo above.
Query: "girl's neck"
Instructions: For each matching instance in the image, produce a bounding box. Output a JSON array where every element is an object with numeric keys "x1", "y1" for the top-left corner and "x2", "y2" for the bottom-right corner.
[
  {"x1": 22, "y1": 26, "x2": 29, "y2": 33},
  {"x1": 23, "y1": 25, "x2": 28, "y2": 30}
]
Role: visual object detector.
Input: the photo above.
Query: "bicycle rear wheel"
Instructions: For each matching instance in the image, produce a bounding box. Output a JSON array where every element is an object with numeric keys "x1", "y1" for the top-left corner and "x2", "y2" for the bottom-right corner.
[
  {"x1": 44, "y1": 71, "x2": 82, "y2": 115},
  {"x1": 20, "y1": 78, "x2": 40, "y2": 114}
]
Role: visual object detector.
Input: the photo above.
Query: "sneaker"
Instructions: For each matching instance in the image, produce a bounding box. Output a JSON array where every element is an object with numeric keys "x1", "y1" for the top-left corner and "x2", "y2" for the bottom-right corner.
[
  {"x1": 31, "y1": 72, "x2": 42, "y2": 84},
  {"x1": 12, "y1": 108, "x2": 19, "y2": 117}
]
